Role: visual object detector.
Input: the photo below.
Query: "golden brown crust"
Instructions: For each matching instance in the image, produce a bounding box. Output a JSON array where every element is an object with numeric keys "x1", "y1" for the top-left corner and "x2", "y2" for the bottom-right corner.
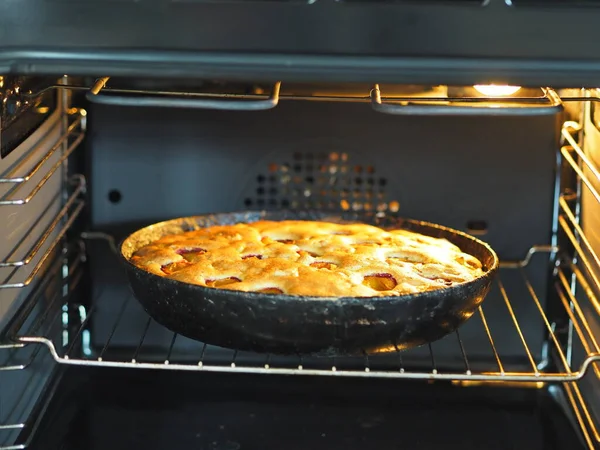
[{"x1": 129, "y1": 220, "x2": 484, "y2": 297}]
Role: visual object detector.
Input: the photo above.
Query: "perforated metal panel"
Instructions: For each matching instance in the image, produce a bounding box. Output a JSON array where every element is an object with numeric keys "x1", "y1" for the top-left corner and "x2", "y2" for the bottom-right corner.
[{"x1": 244, "y1": 151, "x2": 399, "y2": 213}]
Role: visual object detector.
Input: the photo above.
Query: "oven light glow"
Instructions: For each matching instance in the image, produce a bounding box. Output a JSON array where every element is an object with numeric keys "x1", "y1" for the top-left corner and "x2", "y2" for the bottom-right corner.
[{"x1": 473, "y1": 85, "x2": 522, "y2": 96}]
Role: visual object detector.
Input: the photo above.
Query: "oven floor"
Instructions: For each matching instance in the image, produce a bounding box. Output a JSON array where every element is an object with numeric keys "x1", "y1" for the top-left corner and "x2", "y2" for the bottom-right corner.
[{"x1": 30, "y1": 368, "x2": 583, "y2": 450}]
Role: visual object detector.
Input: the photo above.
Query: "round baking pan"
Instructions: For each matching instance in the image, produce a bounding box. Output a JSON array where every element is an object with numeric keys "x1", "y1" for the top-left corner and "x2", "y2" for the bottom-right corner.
[{"x1": 120, "y1": 211, "x2": 499, "y2": 356}]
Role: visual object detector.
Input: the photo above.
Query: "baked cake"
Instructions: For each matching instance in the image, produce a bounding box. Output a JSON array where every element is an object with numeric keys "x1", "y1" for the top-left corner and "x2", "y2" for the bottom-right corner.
[{"x1": 129, "y1": 220, "x2": 484, "y2": 297}]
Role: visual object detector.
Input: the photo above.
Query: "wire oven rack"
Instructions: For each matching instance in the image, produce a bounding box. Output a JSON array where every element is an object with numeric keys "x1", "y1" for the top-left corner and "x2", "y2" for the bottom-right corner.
[
  {"x1": 2, "y1": 239, "x2": 597, "y2": 385},
  {"x1": 34, "y1": 77, "x2": 567, "y2": 116}
]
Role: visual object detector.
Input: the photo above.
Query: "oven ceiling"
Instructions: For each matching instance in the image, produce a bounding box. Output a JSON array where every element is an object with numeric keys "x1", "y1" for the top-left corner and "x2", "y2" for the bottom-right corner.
[{"x1": 1, "y1": 1, "x2": 600, "y2": 86}]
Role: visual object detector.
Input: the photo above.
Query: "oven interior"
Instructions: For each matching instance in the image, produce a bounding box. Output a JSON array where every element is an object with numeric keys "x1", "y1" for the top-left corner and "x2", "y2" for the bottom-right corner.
[{"x1": 1, "y1": 77, "x2": 599, "y2": 449}]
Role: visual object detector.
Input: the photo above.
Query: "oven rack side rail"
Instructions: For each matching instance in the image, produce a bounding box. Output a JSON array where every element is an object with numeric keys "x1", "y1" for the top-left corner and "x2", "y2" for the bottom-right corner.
[
  {"x1": 0, "y1": 109, "x2": 86, "y2": 205},
  {"x1": 4, "y1": 239, "x2": 600, "y2": 385},
  {"x1": 0, "y1": 85, "x2": 87, "y2": 450},
  {"x1": 28, "y1": 79, "x2": 600, "y2": 116},
  {"x1": 0, "y1": 104, "x2": 87, "y2": 288},
  {"x1": 557, "y1": 113, "x2": 600, "y2": 449},
  {"x1": 0, "y1": 175, "x2": 86, "y2": 291},
  {"x1": 0, "y1": 373, "x2": 60, "y2": 450},
  {"x1": 0, "y1": 244, "x2": 84, "y2": 450}
]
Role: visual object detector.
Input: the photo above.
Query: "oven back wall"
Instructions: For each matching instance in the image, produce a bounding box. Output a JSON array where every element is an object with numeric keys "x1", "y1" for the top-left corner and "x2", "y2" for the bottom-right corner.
[{"x1": 87, "y1": 100, "x2": 559, "y2": 368}]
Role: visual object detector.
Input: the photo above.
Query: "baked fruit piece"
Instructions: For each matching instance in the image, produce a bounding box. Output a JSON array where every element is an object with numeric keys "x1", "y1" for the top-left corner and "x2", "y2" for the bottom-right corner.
[{"x1": 129, "y1": 220, "x2": 484, "y2": 297}]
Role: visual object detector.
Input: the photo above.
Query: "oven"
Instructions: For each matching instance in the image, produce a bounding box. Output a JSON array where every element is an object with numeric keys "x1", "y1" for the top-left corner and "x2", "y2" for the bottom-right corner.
[{"x1": 2, "y1": 1, "x2": 600, "y2": 449}]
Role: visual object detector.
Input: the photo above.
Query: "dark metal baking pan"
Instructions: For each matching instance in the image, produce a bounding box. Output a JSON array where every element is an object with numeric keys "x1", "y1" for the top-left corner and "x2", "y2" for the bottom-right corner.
[{"x1": 119, "y1": 211, "x2": 499, "y2": 356}]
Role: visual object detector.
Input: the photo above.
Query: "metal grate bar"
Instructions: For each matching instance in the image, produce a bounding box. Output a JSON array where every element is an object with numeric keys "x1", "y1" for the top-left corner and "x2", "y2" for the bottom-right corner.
[
  {"x1": 0, "y1": 345, "x2": 43, "y2": 373},
  {"x1": 559, "y1": 196, "x2": 600, "y2": 272},
  {"x1": 395, "y1": 348, "x2": 404, "y2": 374},
  {"x1": 164, "y1": 333, "x2": 178, "y2": 365},
  {"x1": 370, "y1": 85, "x2": 563, "y2": 116},
  {"x1": 198, "y1": 343, "x2": 208, "y2": 367},
  {"x1": 428, "y1": 343, "x2": 437, "y2": 375},
  {"x1": 0, "y1": 349, "x2": 47, "y2": 450},
  {"x1": 0, "y1": 178, "x2": 85, "y2": 290},
  {"x1": 564, "y1": 381, "x2": 596, "y2": 449},
  {"x1": 0, "y1": 197, "x2": 58, "y2": 268},
  {"x1": 562, "y1": 122, "x2": 600, "y2": 187},
  {"x1": 559, "y1": 264, "x2": 600, "y2": 444},
  {"x1": 559, "y1": 216, "x2": 600, "y2": 305},
  {"x1": 497, "y1": 278, "x2": 539, "y2": 374},
  {"x1": 13, "y1": 266, "x2": 67, "y2": 340},
  {"x1": 561, "y1": 146, "x2": 600, "y2": 205},
  {"x1": 498, "y1": 245, "x2": 558, "y2": 269},
  {"x1": 557, "y1": 268, "x2": 600, "y2": 376},
  {"x1": 0, "y1": 345, "x2": 65, "y2": 450},
  {"x1": 0, "y1": 243, "x2": 81, "y2": 344},
  {"x1": 551, "y1": 290, "x2": 600, "y2": 443},
  {"x1": 0, "y1": 117, "x2": 85, "y2": 206},
  {"x1": 86, "y1": 77, "x2": 282, "y2": 111},
  {"x1": 18, "y1": 256, "x2": 84, "y2": 345},
  {"x1": 556, "y1": 284, "x2": 600, "y2": 432},
  {"x1": 455, "y1": 330, "x2": 471, "y2": 375},
  {"x1": 0, "y1": 180, "x2": 85, "y2": 268},
  {"x1": 97, "y1": 291, "x2": 132, "y2": 362},
  {"x1": 478, "y1": 307, "x2": 504, "y2": 374},
  {"x1": 63, "y1": 305, "x2": 95, "y2": 360},
  {"x1": 131, "y1": 318, "x2": 152, "y2": 363},
  {"x1": 0, "y1": 425, "x2": 24, "y2": 431},
  {"x1": 16, "y1": 350, "x2": 600, "y2": 381},
  {"x1": 0, "y1": 441, "x2": 26, "y2": 449},
  {"x1": 0, "y1": 252, "x2": 79, "y2": 368},
  {"x1": 2, "y1": 246, "x2": 84, "y2": 348},
  {"x1": 570, "y1": 263, "x2": 600, "y2": 326},
  {"x1": 568, "y1": 379, "x2": 600, "y2": 444},
  {"x1": 0, "y1": 444, "x2": 26, "y2": 450},
  {"x1": 0, "y1": 114, "x2": 83, "y2": 185},
  {"x1": 520, "y1": 268, "x2": 571, "y2": 374}
]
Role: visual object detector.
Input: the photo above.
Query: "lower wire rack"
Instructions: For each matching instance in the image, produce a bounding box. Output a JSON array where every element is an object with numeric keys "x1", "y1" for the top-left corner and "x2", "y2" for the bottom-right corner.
[{"x1": 7, "y1": 241, "x2": 600, "y2": 383}]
